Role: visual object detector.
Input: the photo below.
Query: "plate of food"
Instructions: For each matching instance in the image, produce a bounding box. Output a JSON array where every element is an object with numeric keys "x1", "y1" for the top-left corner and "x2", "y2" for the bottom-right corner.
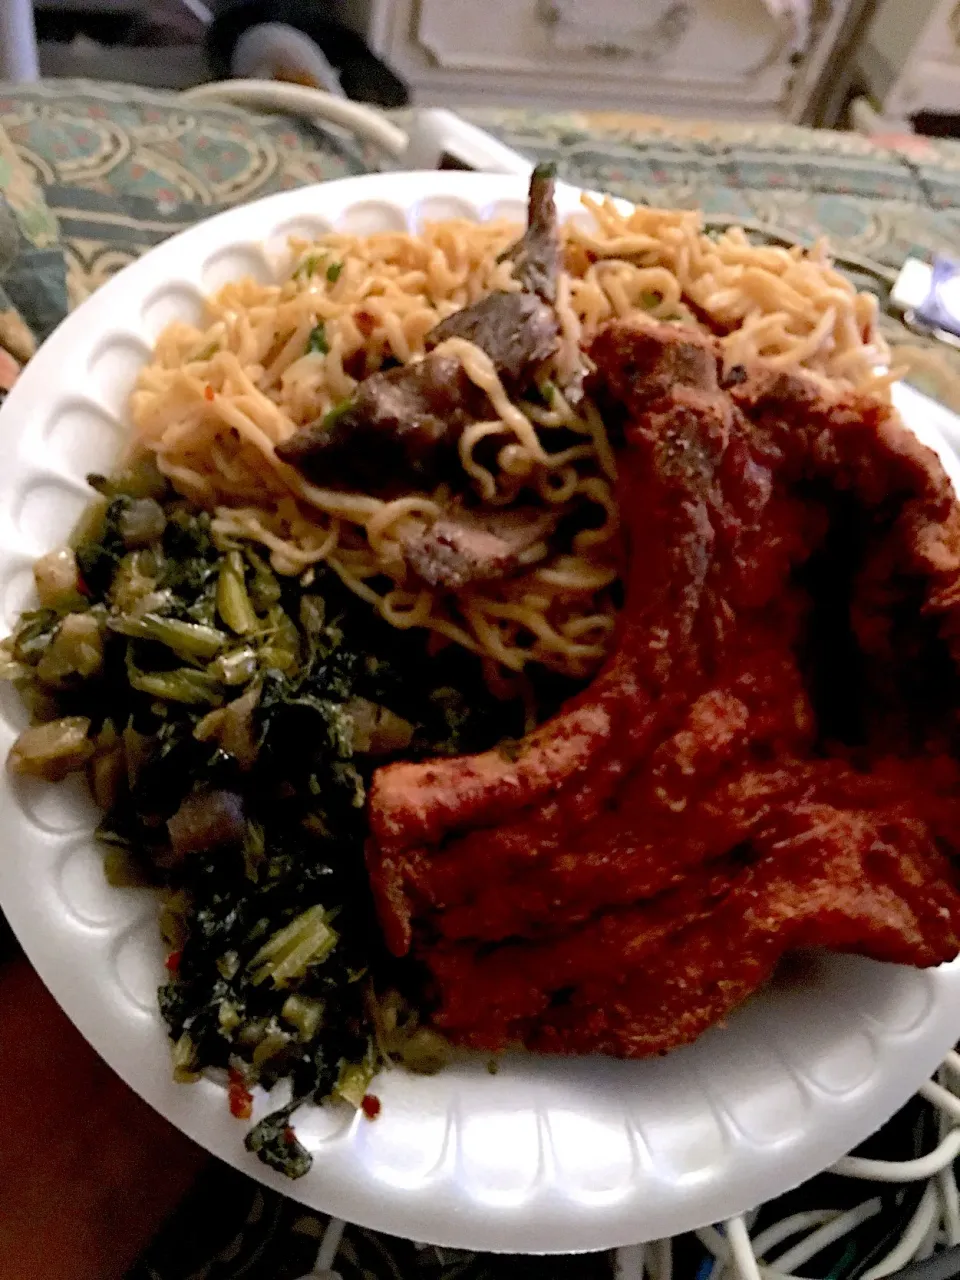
[{"x1": 2, "y1": 167, "x2": 960, "y2": 1255}]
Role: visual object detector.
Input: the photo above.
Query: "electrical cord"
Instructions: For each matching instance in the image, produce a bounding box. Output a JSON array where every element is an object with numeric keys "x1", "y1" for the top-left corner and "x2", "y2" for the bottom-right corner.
[
  {"x1": 844, "y1": 1098, "x2": 941, "y2": 1280},
  {"x1": 936, "y1": 1070, "x2": 960, "y2": 1251},
  {"x1": 698, "y1": 1226, "x2": 731, "y2": 1261},
  {"x1": 752, "y1": 1213, "x2": 842, "y2": 1261},
  {"x1": 833, "y1": 1133, "x2": 960, "y2": 1183},
  {"x1": 294, "y1": 1215, "x2": 345, "y2": 1280},
  {"x1": 653, "y1": 1237, "x2": 674, "y2": 1280},
  {"x1": 728, "y1": 1216, "x2": 764, "y2": 1280},
  {"x1": 921, "y1": 1083, "x2": 960, "y2": 1125},
  {"x1": 179, "y1": 81, "x2": 409, "y2": 159},
  {"x1": 616, "y1": 1243, "x2": 647, "y2": 1278},
  {"x1": 862, "y1": 1187, "x2": 941, "y2": 1280},
  {"x1": 615, "y1": 1047, "x2": 960, "y2": 1280},
  {"x1": 773, "y1": 1202, "x2": 886, "y2": 1276},
  {"x1": 315, "y1": 1217, "x2": 345, "y2": 1271},
  {"x1": 882, "y1": 1244, "x2": 960, "y2": 1280}
]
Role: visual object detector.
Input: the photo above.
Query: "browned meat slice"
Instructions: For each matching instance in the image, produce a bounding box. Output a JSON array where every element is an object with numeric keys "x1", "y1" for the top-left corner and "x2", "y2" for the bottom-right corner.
[
  {"x1": 423, "y1": 164, "x2": 561, "y2": 378},
  {"x1": 277, "y1": 167, "x2": 562, "y2": 493},
  {"x1": 402, "y1": 505, "x2": 558, "y2": 589},
  {"x1": 499, "y1": 162, "x2": 561, "y2": 304},
  {"x1": 425, "y1": 291, "x2": 558, "y2": 386},
  {"x1": 276, "y1": 354, "x2": 486, "y2": 491}
]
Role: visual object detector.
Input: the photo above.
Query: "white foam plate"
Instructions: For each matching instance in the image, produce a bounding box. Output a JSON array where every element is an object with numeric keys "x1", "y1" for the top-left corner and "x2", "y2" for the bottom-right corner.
[{"x1": 1, "y1": 172, "x2": 960, "y2": 1255}]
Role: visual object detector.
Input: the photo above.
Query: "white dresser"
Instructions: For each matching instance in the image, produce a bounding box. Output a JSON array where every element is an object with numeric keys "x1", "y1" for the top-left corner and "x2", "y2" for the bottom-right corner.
[
  {"x1": 341, "y1": 0, "x2": 870, "y2": 123},
  {"x1": 854, "y1": 0, "x2": 960, "y2": 123}
]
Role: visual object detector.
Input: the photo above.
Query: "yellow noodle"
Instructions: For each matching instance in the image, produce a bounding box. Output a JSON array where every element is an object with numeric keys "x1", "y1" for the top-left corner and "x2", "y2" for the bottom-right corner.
[{"x1": 129, "y1": 196, "x2": 890, "y2": 679}]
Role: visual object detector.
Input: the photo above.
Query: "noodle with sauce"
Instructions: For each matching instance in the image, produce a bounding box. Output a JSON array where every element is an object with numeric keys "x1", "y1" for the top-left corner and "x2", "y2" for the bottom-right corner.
[{"x1": 130, "y1": 189, "x2": 890, "y2": 684}]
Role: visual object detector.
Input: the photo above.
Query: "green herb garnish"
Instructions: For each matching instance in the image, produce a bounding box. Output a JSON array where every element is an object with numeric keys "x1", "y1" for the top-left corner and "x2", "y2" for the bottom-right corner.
[
  {"x1": 293, "y1": 253, "x2": 322, "y2": 280},
  {"x1": 306, "y1": 323, "x2": 329, "y2": 356}
]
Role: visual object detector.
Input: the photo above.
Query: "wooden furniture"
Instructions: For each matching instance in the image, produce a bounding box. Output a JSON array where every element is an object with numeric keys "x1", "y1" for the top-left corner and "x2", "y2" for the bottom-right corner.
[
  {"x1": 341, "y1": 0, "x2": 871, "y2": 123},
  {"x1": 852, "y1": 0, "x2": 960, "y2": 125}
]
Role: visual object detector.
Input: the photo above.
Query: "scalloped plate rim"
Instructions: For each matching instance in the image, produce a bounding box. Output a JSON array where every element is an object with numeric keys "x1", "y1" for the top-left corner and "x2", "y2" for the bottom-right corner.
[{"x1": 1, "y1": 171, "x2": 959, "y2": 1254}]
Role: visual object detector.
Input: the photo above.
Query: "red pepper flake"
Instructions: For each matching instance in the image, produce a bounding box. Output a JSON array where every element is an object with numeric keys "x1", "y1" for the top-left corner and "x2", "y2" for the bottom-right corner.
[
  {"x1": 164, "y1": 949, "x2": 181, "y2": 973},
  {"x1": 228, "y1": 1068, "x2": 253, "y2": 1121},
  {"x1": 361, "y1": 1093, "x2": 381, "y2": 1120},
  {"x1": 355, "y1": 310, "x2": 376, "y2": 337},
  {"x1": 283, "y1": 1126, "x2": 297, "y2": 1145},
  {"x1": 75, "y1": 573, "x2": 91, "y2": 598},
  {"x1": 204, "y1": 384, "x2": 215, "y2": 401}
]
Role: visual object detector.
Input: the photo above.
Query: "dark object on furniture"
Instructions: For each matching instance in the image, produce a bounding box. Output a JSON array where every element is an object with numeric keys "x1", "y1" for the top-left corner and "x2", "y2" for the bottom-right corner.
[
  {"x1": 912, "y1": 111, "x2": 960, "y2": 138},
  {"x1": 206, "y1": 0, "x2": 409, "y2": 106}
]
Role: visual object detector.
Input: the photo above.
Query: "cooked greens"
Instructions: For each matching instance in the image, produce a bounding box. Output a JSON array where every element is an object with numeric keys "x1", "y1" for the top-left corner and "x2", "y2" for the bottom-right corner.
[{"x1": 3, "y1": 461, "x2": 520, "y2": 1177}]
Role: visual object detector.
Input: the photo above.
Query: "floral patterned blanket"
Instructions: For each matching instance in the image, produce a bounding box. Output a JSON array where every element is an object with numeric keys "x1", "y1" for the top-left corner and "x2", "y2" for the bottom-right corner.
[{"x1": 3, "y1": 79, "x2": 960, "y2": 1280}]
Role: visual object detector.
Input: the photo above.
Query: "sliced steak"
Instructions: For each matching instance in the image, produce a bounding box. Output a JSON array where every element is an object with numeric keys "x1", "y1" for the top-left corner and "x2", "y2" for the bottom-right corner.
[
  {"x1": 403, "y1": 505, "x2": 558, "y2": 589},
  {"x1": 500, "y1": 162, "x2": 561, "y2": 304},
  {"x1": 276, "y1": 354, "x2": 488, "y2": 490},
  {"x1": 278, "y1": 165, "x2": 562, "y2": 494},
  {"x1": 425, "y1": 164, "x2": 561, "y2": 381},
  {"x1": 425, "y1": 290, "x2": 558, "y2": 386}
]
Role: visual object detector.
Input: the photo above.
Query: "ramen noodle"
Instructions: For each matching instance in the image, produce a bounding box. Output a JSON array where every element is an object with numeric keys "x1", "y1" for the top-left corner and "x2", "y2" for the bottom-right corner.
[{"x1": 130, "y1": 195, "x2": 890, "y2": 682}]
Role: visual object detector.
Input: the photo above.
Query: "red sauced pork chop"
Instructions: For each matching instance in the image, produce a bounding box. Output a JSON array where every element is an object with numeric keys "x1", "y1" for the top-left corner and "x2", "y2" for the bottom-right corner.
[{"x1": 365, "y1": 317, "x2": 960, "y2": 1058}]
